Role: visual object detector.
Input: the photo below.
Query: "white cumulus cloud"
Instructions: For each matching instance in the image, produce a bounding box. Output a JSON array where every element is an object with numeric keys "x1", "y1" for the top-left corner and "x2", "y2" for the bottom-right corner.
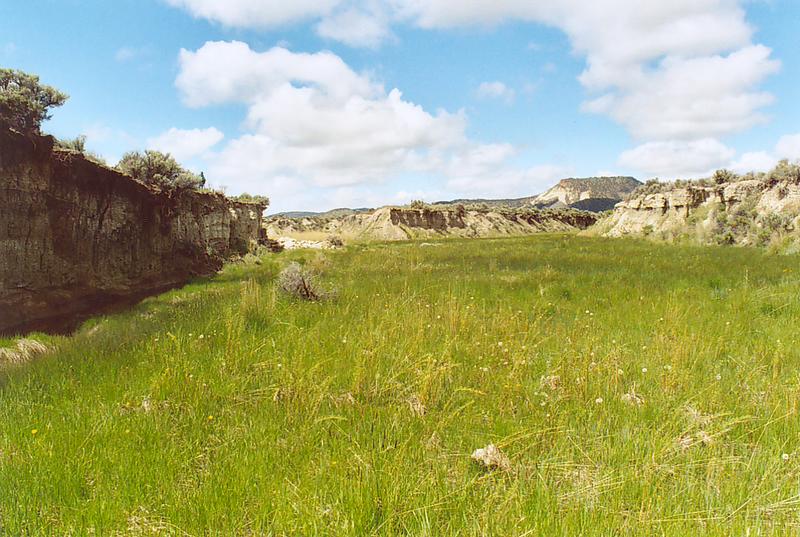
[
  {"x1": 729, "y1": 133, "x2": 800, "y2": 174},
  {"x1": 776, "y1": 134, "x2": 800, "y2": 160},
  {"x1": 147, "y1": 127, "x2": 225, "y2": 161},
  {"x1": 619, "y1": 139, "x2": 736, "y2": 178},
  {"x1": 162, "y1": 1, "x2": 786, "y2": 197},
  {"x1": 174, "y1": 41, "x2": 550, "y2": 204},
  {"x1": 476, "y1": 82, "x2": 516, "y2": 104},
  {"x1": 316, "y1": 5, "x2": 391, "y2": 48},
  {"x1": 163, "y1": 0, "x2": 340, "y2": 28}
]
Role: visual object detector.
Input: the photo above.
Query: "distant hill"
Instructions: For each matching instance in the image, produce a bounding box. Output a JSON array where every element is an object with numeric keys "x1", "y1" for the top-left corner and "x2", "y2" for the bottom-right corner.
[
  {"x1": 531, "y1": 177, "x2": 642, "y2": 209},
  {"x1": 271, "y1": 207, "x2": 373, "y2": 219},
  {"x1": 431, "y1": 196, "x2": 535, "y2": 208},
  {"x1": 273, "y1": 176, "x2": 642, "y2": 218}
]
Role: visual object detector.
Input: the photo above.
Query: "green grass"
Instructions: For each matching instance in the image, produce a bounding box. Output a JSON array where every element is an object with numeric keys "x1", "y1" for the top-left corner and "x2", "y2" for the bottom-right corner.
[{"x1": 2, "y1": 235, "x2": 800, "y2": 535}]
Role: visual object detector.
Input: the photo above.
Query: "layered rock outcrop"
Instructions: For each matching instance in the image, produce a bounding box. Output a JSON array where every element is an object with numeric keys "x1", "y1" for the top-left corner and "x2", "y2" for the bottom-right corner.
[
  {"x1": 266, "y1": 206, "x2": 598, "y2": 242},
  {"x1": 593, "y1": 166, "x2": 800, "y2": 249},
  {"x1": 0, "y1": 130, "x2": 265, "y2": 334}
]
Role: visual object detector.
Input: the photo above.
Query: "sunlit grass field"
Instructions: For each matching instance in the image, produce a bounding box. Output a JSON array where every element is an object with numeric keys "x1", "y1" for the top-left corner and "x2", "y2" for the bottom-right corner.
[{"x1": 2, "y1": 235, "x2": 800, "y2": 535}]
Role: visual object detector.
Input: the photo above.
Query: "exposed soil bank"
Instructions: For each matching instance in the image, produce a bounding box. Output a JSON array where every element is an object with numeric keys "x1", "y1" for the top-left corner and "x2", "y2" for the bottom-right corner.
[{"x1": 0, "y1": 129, "x2": 265, "y2": 335}]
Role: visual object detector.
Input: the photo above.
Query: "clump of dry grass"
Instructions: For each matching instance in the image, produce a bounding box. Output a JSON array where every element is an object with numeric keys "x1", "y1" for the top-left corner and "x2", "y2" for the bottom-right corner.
[
  {"x1": 0, "y1": 339, "x2": 49, "y2": 366},
  {"x1": 471, "y1": 444, "x2": 511, "y2": 472}
]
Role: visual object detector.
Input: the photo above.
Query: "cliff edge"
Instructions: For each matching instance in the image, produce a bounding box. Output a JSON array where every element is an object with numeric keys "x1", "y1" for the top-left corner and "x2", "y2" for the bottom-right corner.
[{"x1": 0, "y1": 129, "x2": 265, "y2": 335}]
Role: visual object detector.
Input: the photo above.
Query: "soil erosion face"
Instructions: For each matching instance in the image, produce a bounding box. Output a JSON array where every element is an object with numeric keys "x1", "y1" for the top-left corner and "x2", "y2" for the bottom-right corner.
[{"x1": 0, "y1": 129, "x2": 264, "y2": 336}]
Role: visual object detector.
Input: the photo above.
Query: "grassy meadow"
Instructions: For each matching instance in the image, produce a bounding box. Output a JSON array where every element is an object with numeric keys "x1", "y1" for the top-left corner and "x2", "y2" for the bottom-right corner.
[{"x1": 2, "y1": 235, "x2": 800, "y2": 535}]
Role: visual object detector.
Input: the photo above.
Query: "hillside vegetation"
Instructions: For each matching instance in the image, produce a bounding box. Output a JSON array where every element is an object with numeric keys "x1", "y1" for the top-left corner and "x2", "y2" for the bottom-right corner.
[{"x1": 2, "y1": 236, "x2": 800, "y2": 535}]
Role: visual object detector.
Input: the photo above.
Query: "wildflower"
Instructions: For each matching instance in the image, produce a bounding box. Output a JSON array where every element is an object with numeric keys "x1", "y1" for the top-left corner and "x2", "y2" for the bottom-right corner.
[
  {"x1": 641, "y1": 367, "x2": 648, "y2": 374},
  {"x1": 715, "y1": 374, "x2": 722, "y2": 381},
  {"x1": 498, "y1": 342, "x2": 503, "y2": 347},
  {"x1": 663, "y1": 365, "x2": 672, "y2": 371},
  {"x1": 783, "y1": 453, "x2": 790, "y2": 461},
  {"x1": 595, "y1": 397, "x2": 604, "y2": 404},
  {"x1": 207, "y1": 415, "x2": 214, "y2": 421},
  {"x1": 617, "y1": 369, "x2": 624, "y2": 375},
  {"x1": 31, "y1": 429, "x2": 38, "y2": 436}
]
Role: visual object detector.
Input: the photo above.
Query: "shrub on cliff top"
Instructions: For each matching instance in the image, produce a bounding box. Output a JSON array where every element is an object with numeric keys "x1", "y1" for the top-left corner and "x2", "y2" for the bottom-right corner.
[
  {"x1": 234, "y1": 193, "x2": 271, "y2": 208},
  {"x1": 0, "y1": 68, "x2": 68, "y2": 135},
  {"x1": 55, "y1": 135, "x2": 108, "y2": 166},
  {"x1": 117, "y1": 150, "x2": 205, "y2": 192}
]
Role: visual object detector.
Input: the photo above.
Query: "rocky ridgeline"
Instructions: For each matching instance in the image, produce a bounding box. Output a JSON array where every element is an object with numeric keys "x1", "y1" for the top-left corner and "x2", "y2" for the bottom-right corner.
[
  {"x1": 595, "y1": 163, "x2": 800, "y2": 250},
  {"x1": 267, "y1": 205, "x2": 598, "y2": 241},
  {"x1": 0, "y1": 129, "x2": 265, "y2": 335}
]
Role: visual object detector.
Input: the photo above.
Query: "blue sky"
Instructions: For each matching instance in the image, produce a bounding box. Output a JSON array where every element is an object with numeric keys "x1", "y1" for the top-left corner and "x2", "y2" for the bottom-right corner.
[{"x1": 1, "y1": 0, "x2": 798, "y2": 212}]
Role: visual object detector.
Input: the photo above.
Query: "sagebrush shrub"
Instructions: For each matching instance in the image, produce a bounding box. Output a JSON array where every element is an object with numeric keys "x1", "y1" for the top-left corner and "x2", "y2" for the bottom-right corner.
[{"x1": 277, "y1": 262, "x2": 331, "y2": 301}]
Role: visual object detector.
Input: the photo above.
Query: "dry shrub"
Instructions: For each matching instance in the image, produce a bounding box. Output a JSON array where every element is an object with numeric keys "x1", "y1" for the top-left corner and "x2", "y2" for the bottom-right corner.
[
  {"x1": 0, "y1": 339, "x2": 50, "y2": 366},
  {"x1": 276, "y1": 262, "x2": 333, "y2": 301},
  {"x1": 326, "y1": 235, "x2": 344, "y2": 248}
]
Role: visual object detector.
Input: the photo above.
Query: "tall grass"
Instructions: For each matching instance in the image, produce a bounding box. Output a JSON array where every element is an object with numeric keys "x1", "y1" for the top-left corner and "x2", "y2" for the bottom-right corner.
[{"x1": 1, "y1": 235, "x2": 799, "y2": 535}]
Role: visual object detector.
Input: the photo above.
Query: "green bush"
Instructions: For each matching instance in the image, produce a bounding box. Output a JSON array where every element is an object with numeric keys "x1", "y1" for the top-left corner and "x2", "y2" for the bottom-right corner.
[
  {"x1": 0, "y1": 69, "x2": 67, "y2": 135},
  {"x1": 56, "y1": 135, "x2": 86, "y2": 152},
  {"x1": 117, "y1": 150, "x2": 205, "y2": 192},
  {"x1": 55, "y1": 135, "x2": 108, "y2": 166},
  {"x1": 234, "y1": 193, "x2": 270, "y2": 207}
]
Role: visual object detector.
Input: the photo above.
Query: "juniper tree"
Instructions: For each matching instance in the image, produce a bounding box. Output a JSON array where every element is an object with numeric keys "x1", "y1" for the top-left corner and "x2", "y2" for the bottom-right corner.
[{"x1": 0, "y1": 68, "x2": 67, "y2": 135}]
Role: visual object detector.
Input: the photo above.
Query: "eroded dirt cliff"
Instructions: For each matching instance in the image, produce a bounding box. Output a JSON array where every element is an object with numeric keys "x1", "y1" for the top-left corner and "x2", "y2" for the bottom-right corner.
[
  {"x1": 266, "y1": 206, "x2": 598, "y2": 241},
  {"x1": 0, "y1": 129, "x2": 265, "y2": 334},
  {"x1": 592, "y1": 164, "x2": 800, "y2": 250}
]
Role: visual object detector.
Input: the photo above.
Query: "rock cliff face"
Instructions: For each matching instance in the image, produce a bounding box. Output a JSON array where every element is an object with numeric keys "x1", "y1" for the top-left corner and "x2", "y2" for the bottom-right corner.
[
  {"x1": 266, "y1": 206, "x2": 598, "y2": 241},
  {"x1": 0, "y1": 130, "x2": 265, "y2": 335},
  {"x1": 593, "y1": 165, "x2": 800, "y2": 250}
]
